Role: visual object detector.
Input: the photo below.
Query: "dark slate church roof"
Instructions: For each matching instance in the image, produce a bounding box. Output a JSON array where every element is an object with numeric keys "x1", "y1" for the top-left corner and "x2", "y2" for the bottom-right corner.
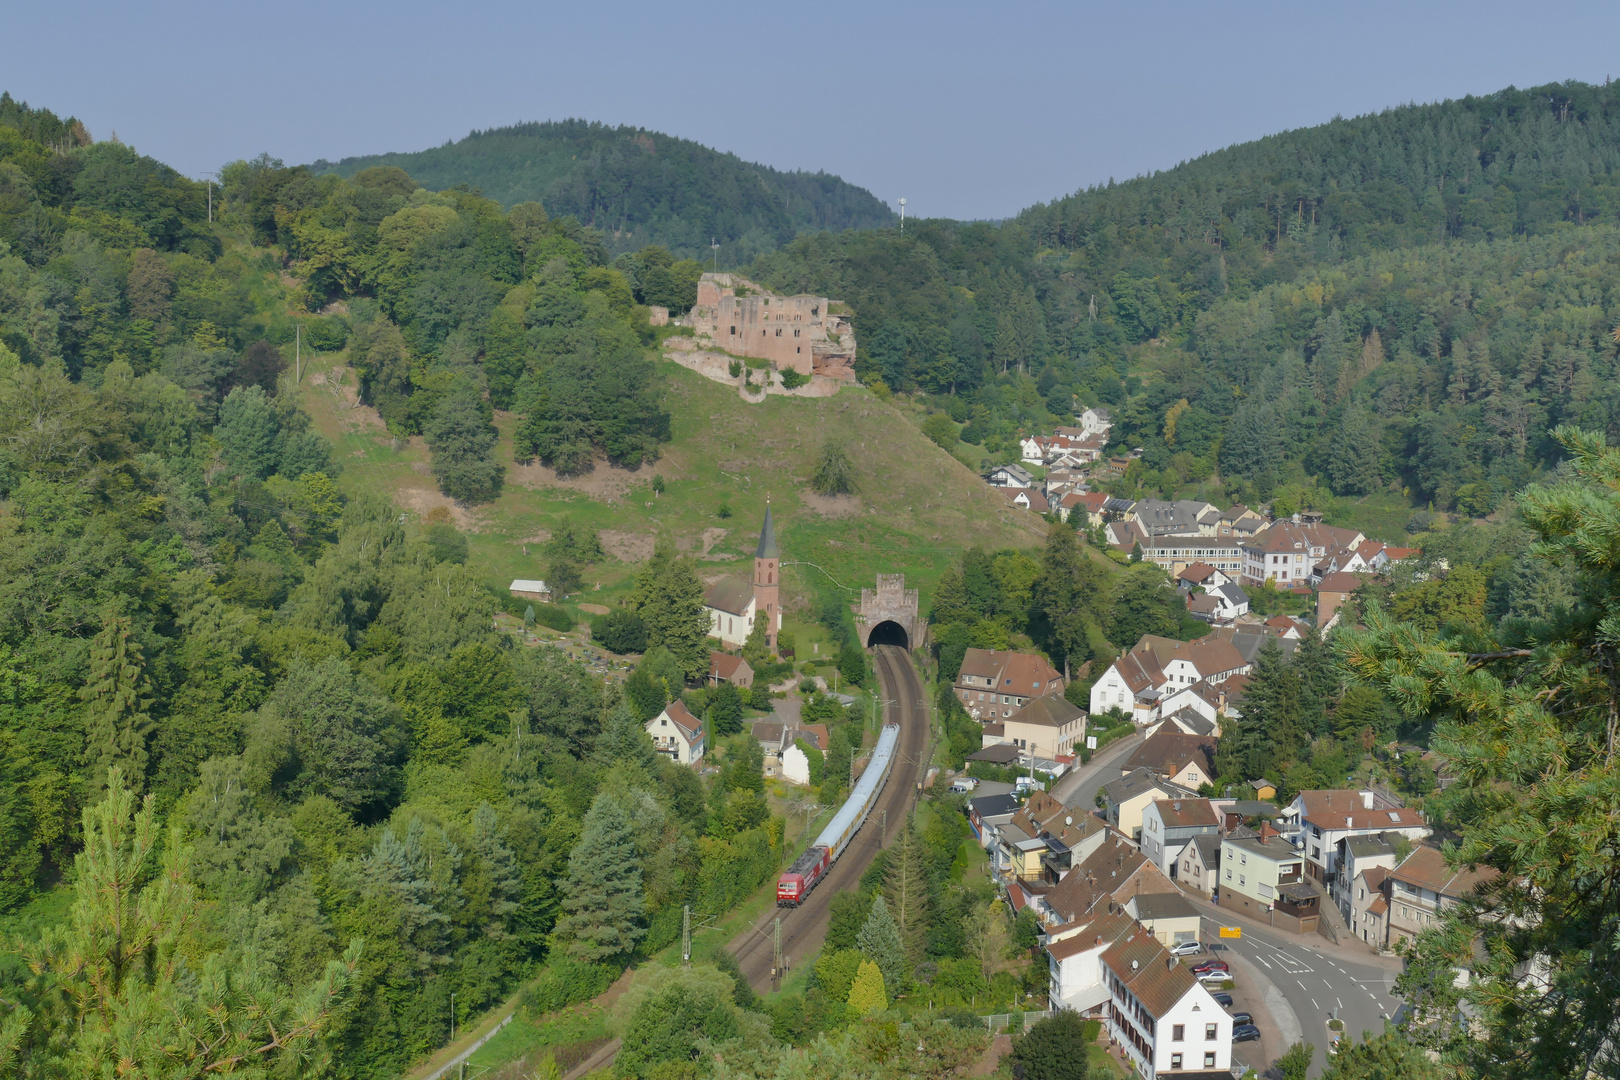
[{"x1": 756, "y1": 504, "x2": 779, "y2": 559}]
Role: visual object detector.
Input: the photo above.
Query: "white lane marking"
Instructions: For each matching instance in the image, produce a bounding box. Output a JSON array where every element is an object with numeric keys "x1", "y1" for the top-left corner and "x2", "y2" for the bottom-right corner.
[
  {"x1": 1337, "y1": 997, "x2": 1343, "y2": 1010},
  {"x1": 1253, "y1": 954, "x2": 1273, "y2": 970},
  {"x1": 1311, "y1": 998, "x2": 1319, "y2": 1011}
]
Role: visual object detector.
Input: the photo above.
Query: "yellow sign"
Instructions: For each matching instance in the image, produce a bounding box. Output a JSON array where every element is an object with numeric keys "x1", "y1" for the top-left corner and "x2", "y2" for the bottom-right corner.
[{"x1": 1218, "y1": 926, "x2": 1242, "y2": 939}]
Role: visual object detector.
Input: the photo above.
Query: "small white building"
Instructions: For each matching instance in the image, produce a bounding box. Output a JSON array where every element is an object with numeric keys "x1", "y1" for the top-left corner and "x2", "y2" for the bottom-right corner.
[
  {"x1": 645, "y1": 701, "x2": 705, "y2": 765},
  {"x1": 1077, "y1": 407, "x2": 1112, "y2": 437},
  {"x1": 509, "y1": 579, "x2": 551, "y2": 603},
  {"x1": 1044, "y1": 911, "x2": 1137, "y2": 1013}
]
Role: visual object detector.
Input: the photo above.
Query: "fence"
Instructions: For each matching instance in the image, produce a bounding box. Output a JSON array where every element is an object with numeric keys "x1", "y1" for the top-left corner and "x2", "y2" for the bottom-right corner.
[
  {"x1": 420, "y1": 1013, "x2": 514, "y2": 1080},
  {"x1": 980, "y1": 1010, "x2": 1055, "y2": 1034}
]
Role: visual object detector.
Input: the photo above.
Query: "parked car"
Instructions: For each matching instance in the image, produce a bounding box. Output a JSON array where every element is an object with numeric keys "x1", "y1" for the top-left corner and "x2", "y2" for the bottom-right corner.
[
  {"x1": 1211, "y1": 992, "x2": 1234, "y2": 1007},
  {"x1": 1230, "y1": 1012, "x2": 1253, "y2": 1026},
  {"x1": 1233, "y1": 1024, "x2": 1261, "y2": 1043},
  {"x1": 1191, "y1": 960, "x2": 1229, "y2": 976},
  {"x1": 1169, "y1": 940, "x2": 1202, "y2": 956},
  {"x1": 1198, "y1": 972, "x2": 1232, "y2": 987},
  {"x1": 949, "y1": 777, "x2": 979, "y2": 793}
]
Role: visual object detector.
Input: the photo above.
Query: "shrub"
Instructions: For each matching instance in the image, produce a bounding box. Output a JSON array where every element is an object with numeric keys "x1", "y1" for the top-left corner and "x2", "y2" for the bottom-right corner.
[
  {"x1": 779, "y1": 366, "x2": 810, "y2": 389},
  {"x1": 593, "y1": 609, "x2": 648, "y2": 653},
  {"x1": 521, "y1": 958, "x2": 617, "y2": 1016}
]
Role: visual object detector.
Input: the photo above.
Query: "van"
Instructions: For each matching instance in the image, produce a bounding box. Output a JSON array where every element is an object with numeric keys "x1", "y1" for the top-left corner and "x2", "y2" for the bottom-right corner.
[{"x1": 1013, "y1": 776, "x2": 1041, "y2": 794}]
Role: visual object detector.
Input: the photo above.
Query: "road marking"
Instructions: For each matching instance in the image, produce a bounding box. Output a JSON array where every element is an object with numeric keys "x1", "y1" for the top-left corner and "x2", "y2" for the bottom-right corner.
[
  {"x1": 1253, "y1": 954, "x2": 1273, "y2": 970},
  {"x1": 1297, "y1": 980, "x2": 1309, "y2": 993},
  {"x1": 1311, "y1": 998, "x2": 1319, "y2": 1011},
  {"x1": 1337, "y1": 997, "x2": 1343, "y2": 1010}
]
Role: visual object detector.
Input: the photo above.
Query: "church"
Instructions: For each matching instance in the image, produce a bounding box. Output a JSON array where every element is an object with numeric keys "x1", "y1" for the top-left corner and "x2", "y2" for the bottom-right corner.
[{"x1": 703, "y1": 505, "x2": 781, "y2": 650}]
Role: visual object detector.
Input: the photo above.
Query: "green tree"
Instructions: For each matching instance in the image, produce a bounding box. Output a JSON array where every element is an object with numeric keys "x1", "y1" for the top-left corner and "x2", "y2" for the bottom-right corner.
[
  {"x1": 215, "y1": 384, "x2": 280, "y2": 480},
  {"x1": 812, "y1": 439, "x2": 857, "y2": 496},
  {"x1": 921, "y1": 411, "x2": 957, "y2": 450},
  {"x1": 740, "y1": 615, "x2": 770, "y2": 668},
  {"x1": 838, "y1": 644, "x2": 868, "y2": 689},
  {"x1": 548, "y1": 556, "x2": 583, "y2": 599},
  {"x1": 593, "y1": 609, "x2": 649, "y2": 654},
  {"x1": 826, "y1": 891, "x2": 868, "y2": 951},
  {"x1": 1318, "y1": 1028, "x2": 1443, "y2": 1080},
  {"x1": 709, "y1": 683, "x2": 744, "y2": 737},
  {"x1": 1339, "y1": 428, "x2": 1620, "y2": 1079},
  {"x1": 554, "y1": 792, "x2": 645, "y2": 961},
  {"x1": 882, "y1": 819, "x2": 930, "y2": 970},
  {"x1": 855, "y1": 894, "x2": 905, "y2": 995},
  {"x1": 615, "y1": 966, "x2": 739, "y2": 1078},
  {"x1": 1278, "y1": 1041, "x2": 1315, "y2": 1080},
  {"x1": 1009, "y1": 1010, "x2": 1096, "y2": 1080},
  {"x1": 1031, "y1": 522, "x2": 1108, "y2": 673},
  {"x1": 1328, "y1": 407, "x2": 1384, "y2": 496},
  {"x1": 15, "y1": 770, "x2": 361, "y2": 1079},
  {"x1": 634, "y1": 549, "x2": 711, "y2": 681},
  {"x1": 80, "y1": 613, "x2": 155, "y2": 791},
  {"x1": 846, "y1": 959, "x2": 887, "y2": 1015},
  {"x1": 424, "y1": 377, "x2": 504, "y2": 503}
]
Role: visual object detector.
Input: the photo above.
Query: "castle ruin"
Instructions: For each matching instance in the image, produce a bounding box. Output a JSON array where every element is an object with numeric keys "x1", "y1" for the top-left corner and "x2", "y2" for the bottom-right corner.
[{"x1": 686, "y1": 273, "x2": 857, "y2": 381}]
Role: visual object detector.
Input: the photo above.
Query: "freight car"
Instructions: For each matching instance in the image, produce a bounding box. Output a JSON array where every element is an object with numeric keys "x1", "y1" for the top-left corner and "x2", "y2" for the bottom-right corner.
[{"x1": 776, "y1": 722, "x2": 900, "y2": 906}]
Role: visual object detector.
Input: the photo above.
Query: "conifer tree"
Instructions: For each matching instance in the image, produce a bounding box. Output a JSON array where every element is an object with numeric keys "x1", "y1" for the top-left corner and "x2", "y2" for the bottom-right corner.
[
  {"x1": 846, "y1": 958, "x2": 887, "y2": 1014},
  {"x1": 81, "y1": 614, "x2": 155, "y2": 790},
  {"x1": 633, "y1": 548, "x2": 711, "y2": 681},
  {"x1": 929, "y1": 564, "x2": 972, "y2": 625},
  {"x1": 855, "y1": 894, "x2": 905, "y2": 994},
  {"x1": 883, "y1": 819, "x2": 931, "y2": 969},
  {"x1": 554, "y1": 792, "x2": 645, "y2": 961},
  {"x1": 425, "y1": 376, "x2": 504, "y2": 504}
]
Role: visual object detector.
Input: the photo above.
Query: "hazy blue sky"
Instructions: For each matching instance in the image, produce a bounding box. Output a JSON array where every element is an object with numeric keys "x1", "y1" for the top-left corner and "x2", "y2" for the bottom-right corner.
[{"x1": 8, "y1": 1, "x2": 1620, "y2": 220}]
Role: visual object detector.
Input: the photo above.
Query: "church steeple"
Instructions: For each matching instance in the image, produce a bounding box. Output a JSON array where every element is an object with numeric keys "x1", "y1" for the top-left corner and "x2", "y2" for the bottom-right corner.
[
  {"x1": 752, "y1": 501, "x2": 780, "y2": 650},
  {"x1": 755, "y1": 503, "x2": 779, "y2": 559}
]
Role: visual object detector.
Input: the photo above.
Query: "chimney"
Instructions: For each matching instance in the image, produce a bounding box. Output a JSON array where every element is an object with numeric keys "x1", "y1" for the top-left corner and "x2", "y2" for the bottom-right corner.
[
  {"x1": 1259, "y1": 820, "x2": 1277, "y2": 843},
  {"x1": 1361, "y1": 790, "x2": 1375, "y2": 810},
  {"x1": 1168, "y1": 956, "x2": 1177, "y2": 970}
]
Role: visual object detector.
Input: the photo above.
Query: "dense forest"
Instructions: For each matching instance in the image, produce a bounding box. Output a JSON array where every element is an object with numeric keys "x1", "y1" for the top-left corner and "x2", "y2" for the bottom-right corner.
[
  {"x1": 752, "y1": 80, "x2": 1620, "y2": 519},
  {"x1": 314, "y1": 120, "x2": 896, "y2": 263}
]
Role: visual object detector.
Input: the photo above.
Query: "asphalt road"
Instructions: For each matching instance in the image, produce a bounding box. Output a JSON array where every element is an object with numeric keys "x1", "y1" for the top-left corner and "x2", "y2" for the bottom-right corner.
[
  {"x1": 1049, "y1": 731, "x2": 1142, "y2": 810},
  {"x1": 727, "y1": 644, "x2": 929, "y2": 993},
  {"x1": 1201, "y1": 914, "x2": 1401, "y2": 1076}
]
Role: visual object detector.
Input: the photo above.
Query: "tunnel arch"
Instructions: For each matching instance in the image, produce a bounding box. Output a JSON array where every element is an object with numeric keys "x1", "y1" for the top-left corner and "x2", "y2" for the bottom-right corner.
[{"x1": 865, "y1": 620, "x2": 910, "y2": 650}]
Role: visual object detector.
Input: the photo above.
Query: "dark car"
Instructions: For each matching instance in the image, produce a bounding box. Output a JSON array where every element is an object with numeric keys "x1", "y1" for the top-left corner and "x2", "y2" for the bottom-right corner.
[
  {"x1": 1230, "y1": 1012, "x2": 1253, "y2": 1026},
  {"x1": 1211, "y1": 992, "x2": 1234, "y2": 1007},
  {"x1": 1191, "y1": 960, "x2": 1230, "y2": 976},
  {"x1": 1233, "y1": 1024, "x2": 1261, "y2": 1043}
]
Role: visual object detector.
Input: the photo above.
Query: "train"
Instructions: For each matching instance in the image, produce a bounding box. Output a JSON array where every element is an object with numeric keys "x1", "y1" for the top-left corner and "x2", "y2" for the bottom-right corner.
[{"x1": 776, "y1": 722, "x2": 901, "y2": 906}]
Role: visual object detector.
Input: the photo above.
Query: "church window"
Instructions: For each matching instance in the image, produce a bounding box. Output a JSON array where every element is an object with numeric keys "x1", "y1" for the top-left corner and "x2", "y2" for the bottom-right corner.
[
  {"x1": 775, "y1": 329, "x2": 781, "y2": 336},
  {"x1": 793, "y1": 329, "x2": 800, "y2": 337}
]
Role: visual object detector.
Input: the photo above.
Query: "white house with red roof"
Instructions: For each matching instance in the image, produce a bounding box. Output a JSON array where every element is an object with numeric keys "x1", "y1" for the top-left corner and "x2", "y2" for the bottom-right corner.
[
  {"x1": 1280, "y1": 789, "x2": 1430, "y2": 886},
  {"x1": 645, "y1": 701, "x2": 705, "y2": 765}
]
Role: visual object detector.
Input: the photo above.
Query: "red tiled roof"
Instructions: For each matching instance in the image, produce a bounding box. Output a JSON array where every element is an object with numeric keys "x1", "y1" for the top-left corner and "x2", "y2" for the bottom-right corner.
[
  {"x1": 1149, "y1": 797, "x2": 1222, "y2": 829},
  {"x1": 1178, "y1": 562, "x2": 1218, "y2": 583},
  {"x1": 1318, "y1": 571, "x2": 1370, "y2": 593},
  {"x1": 658, "y1": 700, "x2": 703, "y2": 741},
  {"x1": 1389, "y1": 845, "x2": 1499, "y2": 897},
  {"x1": 1101, "y1": 929, "x2": 1202, "y2": 1020},
  {"x1": 709, "y1": 651, "x2": 750, "y2": 679},
  {"x1": 1296, "y1": 789, "x2": 1419, "y2": 831},
  {"x1": 1122, "y1": 731, "x2": 1218, "y2": 779},
  {"x1": 958, "y1": 649, "x2": 1063, "y2": 694}
]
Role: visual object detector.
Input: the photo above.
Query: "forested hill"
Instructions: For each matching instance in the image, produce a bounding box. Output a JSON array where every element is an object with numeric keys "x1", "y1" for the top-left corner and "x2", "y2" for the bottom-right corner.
[
  {"x1": 312, "y1": 119, "x2": 895, "y2": 262},
  {"x1": 751, "y1": 79, "x2": 1620, "y2": 531}
]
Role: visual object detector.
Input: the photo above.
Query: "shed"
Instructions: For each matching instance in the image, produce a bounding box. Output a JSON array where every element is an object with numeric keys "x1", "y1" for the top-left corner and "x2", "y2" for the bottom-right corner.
[{"x1": 509, "y1": 579, "x2": 551, "y2": 603}]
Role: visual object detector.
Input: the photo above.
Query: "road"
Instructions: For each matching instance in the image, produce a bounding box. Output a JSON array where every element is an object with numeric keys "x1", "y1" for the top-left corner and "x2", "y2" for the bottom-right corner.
[
  {"x1": 1049, "y1": 731, "x2": 1141, "y2": 809},
  {"x1": 727, "y1": 644, "x2": 930, "y2": 993},
  {"x1": 1200, "y1": 913, "x2": 1401, "y2": 1076}
]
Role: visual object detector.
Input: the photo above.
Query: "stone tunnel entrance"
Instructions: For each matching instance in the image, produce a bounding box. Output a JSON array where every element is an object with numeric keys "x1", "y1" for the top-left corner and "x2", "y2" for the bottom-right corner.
[
  {"x1": 857, "y1": 574, "x2": 924, "y2": 651},
  {"x1": 865, "y1": 620, "x2": 910, "y2": 649}
]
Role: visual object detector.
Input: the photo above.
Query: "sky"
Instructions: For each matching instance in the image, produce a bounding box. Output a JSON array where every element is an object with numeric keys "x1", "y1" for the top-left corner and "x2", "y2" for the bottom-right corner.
[{"x1": 8, "y1": 0, "x2": 1620, "y2": 221}]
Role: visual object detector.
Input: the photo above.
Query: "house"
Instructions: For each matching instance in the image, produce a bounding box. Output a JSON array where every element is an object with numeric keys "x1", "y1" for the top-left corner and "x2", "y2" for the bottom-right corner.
[
  {"x1": 1045, "y1": 910, "x2": 1138, "y2": 1014},
  {"x1": 1248, "y1": 779, "x2": 1276, "y2": 801},
  {"x1": 752, "y1": 721, "x2": 789, "y2": 778},
  {"x1": 1175, "y1": 562, "x2": 1230, "y2": 591},
  {"x1": 1281, "y1": 789, "x2": 1430, "y2": 886},
  {"x1": 953, "y1": 648, "x2": 1065, "y2": 721},
  {"x1": 1144, "y1": 707, "x2": 1218, "y2": 741},
  {"x1": 967, "y1": 791, "x2": 1022, "y2": 848},
  {"x1": 1330, "y1": 833, "x2": 1402, "y2": 937},
  {"x1": 1119, "y1": 731, "x2": 1217, "y2": 792},
  {"x1": 781, "y1": 725, "x2": 830, "y2": 786},
  {"x1": 1241, "y1": 521, "x2": 1366, "y2": 587},
  {"x1": 1101, "y1": 768, "x2": 1198, "y2": 842},
  {"x1": 1385, "y1": 845, "x2": 1499, "y2": 949},
  {"x1": 1040, "y1": 830, "x2": 1177, "y2": 925},
  {"x1": 1101, "y1": 928, "x2": 1233, "y2": 1078},
  {"x1": 709, "y1": 651, "x2": 754, "y2": 688},
  {"x1": 1177, "y1": 834, "x2": 1224, "y2": 898},
  {"x1": 509, "y1": 579, "x2": 551, "y2": 603},
  {"x1": 1348, "y1": 865, "x2": 1392, "y2": 948},
  {"x1": 1060, "y1": 490, "x2": 1109, "y2": 526},
  {"x1": 1089, "y1": 634, "x2": 1247, "y2": 723},
  {"x1": 701, "y1": 506, "x2": 783, "y2": 649},
  {"x1": 1140, "y1": 798, "x2": 1223, "y2": 880},
  {"x1": 1130, "y1": 499, "x2": 1223, "y2": 538},
  {"x1": 1217, "y1": 505, "x2": 1267, "y2": 538},
  {"x1": 996, "y1": 790, "x2": 1099, "y2": 884},
  {"x1": 1219, "y1": 822, "x2": 1320, "y2": 933},
  {"x1": 1077, "y1": 406, "x2": 1112, "y2": 437},
  {"x1": 1316, "y1": 571, "x2": 1369, "y2": 633},
  {"x1": 1151, "y1": 682, "x2": 1224, "y2": 733},
  {"x1": 986, "y1": 463, "x2": 1034, "y2": 489},
  {"x1": 646, "y1": 701, "x2": 705, "y2": 765},
  {"x1": 1125, "y1": 891, "x2": 1203, "y2": 948},
  {"x1": 1007, "y1": 487, "x2": 1051, "y2": 514},
  {"x1": 980, "y1": 694, "x2": 1087, "y2": 760},
  {"x1": 1200, "y1": 582, "x2": 1249, "y2": 623}
]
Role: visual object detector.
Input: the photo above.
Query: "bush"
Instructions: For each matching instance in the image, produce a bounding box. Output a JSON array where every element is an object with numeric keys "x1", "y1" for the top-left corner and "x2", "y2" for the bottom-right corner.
[
  {"x1": 593, "y1": 609, "x2": 648, "y2": 653},
  {"x1": 1010, "y1": 1010, "x2": 1095, "y2": 1080},
  {"x1": 301, "y1": 315, "x2": 349, "y2": 351},
  {"x1": 531, "y1": 603, "x2": 576, "y2": 632},
  {"x1": 779, "y1": 366, "x2": 810, "y2": 389},
  {"x1": 521, "y1": 958, "x2": 617, "y2": 1016}
]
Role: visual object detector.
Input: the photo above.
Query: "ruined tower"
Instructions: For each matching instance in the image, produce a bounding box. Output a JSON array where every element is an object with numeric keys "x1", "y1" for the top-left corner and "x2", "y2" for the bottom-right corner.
[{"x1": 753, "y1": 503, "x2": 780, "y2": 649}]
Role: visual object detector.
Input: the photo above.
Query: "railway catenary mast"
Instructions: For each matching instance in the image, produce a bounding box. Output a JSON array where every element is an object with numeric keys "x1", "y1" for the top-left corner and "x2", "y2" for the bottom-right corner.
[{"x1": 776, "y1": 723, "x2": 901, "y2": 906}]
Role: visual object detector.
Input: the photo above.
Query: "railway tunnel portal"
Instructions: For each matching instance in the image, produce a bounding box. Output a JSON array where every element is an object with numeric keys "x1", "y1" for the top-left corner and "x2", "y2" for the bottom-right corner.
[{"x1": 857, "y1": 574, "x2": 924, "y2": 651}]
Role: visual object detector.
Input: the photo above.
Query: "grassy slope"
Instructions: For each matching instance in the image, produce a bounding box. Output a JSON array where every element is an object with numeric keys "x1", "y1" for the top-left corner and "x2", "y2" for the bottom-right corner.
[{"x1": 290, "y1": 354, "x2": 1045, "y2": 633}]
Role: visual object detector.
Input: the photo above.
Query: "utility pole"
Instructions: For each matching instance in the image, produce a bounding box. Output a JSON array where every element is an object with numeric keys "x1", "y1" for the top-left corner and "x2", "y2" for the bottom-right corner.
[
  {"x1": 880, "y1": 808, "x2": 887, "y2": 848},
  {"x1": 450, "y1": 991, "x2": 456, "y2": 1043},
  {"x1": 295, "y1": 323, "x2": 302, "y2": 383},
  {"x1": 771, "y1": 917, "x2": 783, "y2": 991},
  {"x1": 682, "y1": 904, "x2": 692, "y2": 966},
  {"x1": 899, "y1": 197, "x2": 906, "y2": 233},
  {"x1": 206, "y1": 179, "x2": 212, "y2": 223}
]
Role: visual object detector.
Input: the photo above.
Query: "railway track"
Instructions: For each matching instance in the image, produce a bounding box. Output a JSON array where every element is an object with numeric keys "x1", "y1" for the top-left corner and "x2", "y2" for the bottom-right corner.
[{"x1": 726, "y1": 644, "x2": 930, "y2": 993}]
